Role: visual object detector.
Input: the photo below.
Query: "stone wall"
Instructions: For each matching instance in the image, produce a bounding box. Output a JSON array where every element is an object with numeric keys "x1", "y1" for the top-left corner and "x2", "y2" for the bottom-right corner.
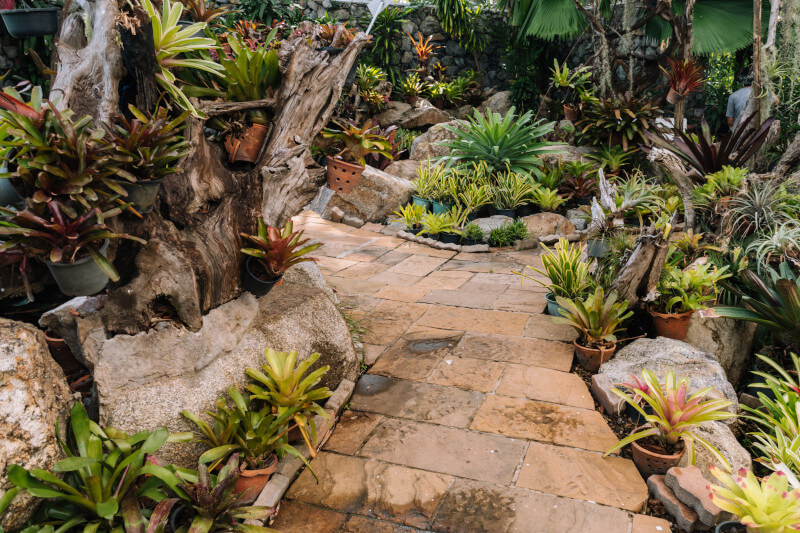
[{"x1": 303, "y1": 1, "x2": 509, "y2": 89}]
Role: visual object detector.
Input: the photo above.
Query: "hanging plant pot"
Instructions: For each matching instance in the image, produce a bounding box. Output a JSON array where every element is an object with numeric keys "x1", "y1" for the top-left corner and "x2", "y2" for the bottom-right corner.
[
  {"x1": 586, "y1": 237, "x2": 610, "y2": 258},
  {"x1": 649, "y1": 308, "x2": 694, "y2": 341},
  {"x1": 412, "y1": 195, "x2": 431, "y2": 211},
  {"x1": 121, "y1": 177, "x2": 165, "y2": 214},
  {"x1": 630, "y1": 428, "x2": 685, "y2": 477},
  {"x1": 545, "y1": 292, "x2": 566, "y2": 317},
  {"x1": 224, "y1": 123, "x2": 268, "y2": 164},
  {"x1": 233, "y1": 454, "x2": 278, "y2": 503},
  {"x1": 1, "y1": 7, "x2": 59, "y2": 38},
  {"x1": 666, "y1": 88, "x2": 681, "y2": 105},
  {"x1": 44, "y1": 240, "x2": 110, "y2": 297},
  {"x1": 714, "y1": 522, "x2": 746, "y2": 533},
  {"x1": 326, "y1": 157, "x2": 365, "y2": 194},
  {"x1": 573, "y1": 340, "x2": 616, "y2": 373},
  {"x1": 431, "y1": 200, "x2": 453, "y2": 215},
  {"x1": 0, "y1": 177, "x2": 22, "y2": 207},
  {"x1": 563, "y1": 104, "x2": 580, "y2": 122},
  {"x1": 243, "y1": 257, "x2": 282, "y2": 297}
]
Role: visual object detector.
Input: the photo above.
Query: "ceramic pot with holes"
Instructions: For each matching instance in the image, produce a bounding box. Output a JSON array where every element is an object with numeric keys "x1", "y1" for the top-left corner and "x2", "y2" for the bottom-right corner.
[
  {"x1": 326, "y1": 157, "x2": 364, "y2": 194},
  {"x1": 630, "y1": 426, "x2": 685, "y2": 477}
]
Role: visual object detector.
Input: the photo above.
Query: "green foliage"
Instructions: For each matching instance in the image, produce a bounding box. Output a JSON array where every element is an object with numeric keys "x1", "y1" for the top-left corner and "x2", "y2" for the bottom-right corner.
[
  {"x1": 235, "y1": 0, "x2": 302, "y2": 24},
  {"x1": 703, "y1": 53, "x2": 739, "y2": 132},
  {"x1": 489, "y1": 218, "x2": 528, "y2": 246},
  {"x1": 492, "y1": 171, "x2": 536, "y2": 210},
  {"x1": 356, "y1": 64, "x2": 387, "y2": 93},
  {"x1": 578, "y1": 94, "x2": 661, "y2": 150},
  {"x1": 606, "y1": 370, "x2": 736, "y2": 466},
  {"x1": 398, "y1": 72, "x2": 430, "y2": 100},
  {"x1": 420, "y1": 211, "x2": 454, "y2": 236},
  {"x1": 393, "y1": 203, "x2": 425, "y2": 229},
  {"x1": 586, "y1": 145, "x2": 636, "y2": 175},
  {"x1": 519, "y1": 238, "x2": 593, "y2": 299},
  {"x1": 240, "y1": 219, "x2": 321, "y2": 279},
  {"x1": 462, "y1": 221, "x2": 484, "y2": 241},
  {"x1": 412, "y1": 161, "x2": 447, "y2": 199},
  {"x1": 7, "y1": 402, "x2": 192, "y2": 532},
  {"x1": 530, "y1": 186, "x2": 566, "y2": 212},
  {"x1": 395, "y1": 128, "x2": 421, "y2": 153},
  {"x1": 654, "y1": 261, "x2": 730, "y2": 313},
  {"x1": 727, "y1": 180, "x2": 797, "y2": 235},
  {"x1": 246, "y1": 348, "x2": 332, "y2": 456},
  {"x1": 553, "y1": 286, "x2": 632, "y2": 347},
  {"x1": 709, "y1": 466, "x2": 800, "y2": 531},
  {"x1": 745, "y1": 222, "x2": 800, "y2": 274},
  {"x1": 322, "y1": 120, "x2": 394, "y2": 165},
  {"x1": 440, "y1": 107, "x2": 561, "y2": 175},
  {"x1": 458, "y1": 181, "x2": 493, "y2": 213},
  {"x1": 693, "y1": 166, "x2": 748, "y2": 206},
  {"x1": 360, "y1": 7, "x2": 413, "y2": 85}
]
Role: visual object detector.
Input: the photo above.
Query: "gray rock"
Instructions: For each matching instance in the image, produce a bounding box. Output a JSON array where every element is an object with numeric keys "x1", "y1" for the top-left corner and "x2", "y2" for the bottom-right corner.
[
  {"x1": 341, "y1": 214, "x2": 365, "y2": 228},
  {"x1": 39, "y1": 295, "x2": 107, "y2": 365},
  {"x1": 0, "y1": 319, "x2": 72, "y2": 531},
  {"x1": 382, "y1": 99, "x2": 452, "y2": 130},
  {"x1": 282, "y1": 262, "x2": 338, "y2": 305},
  {"x1": 523, "y1": 212, "x2": 575, "y2": 238},
  {"x1": 409, "y1": 120, "x2": 464, "y2": 161},
  {"x1": 540, "y1": 144, "x2": 593, "y2": 167},
  {"x1": 598, "y1": 337, "x2": 738, "y2": 410},
  {"x1": 79, "y1": 278, "x2": 358, "y2": 467},
  {"x1": 420, "y1": 14, "x2": 440, "y2": 35},
  {"x1": 567, "y1": 208, "x2": 589, "y2": 231},
  {"x1": 383, "y1": 160, "x2": 421, "y2": 182},
  {"x1": 514, "y1": 237, "x2": 539, "y2": 251},
  {"x1": 324, "y1": 165, "x2": 414, "y2": 223},
  {"x1": 475, "y1": 215, "x2": 513, "y2": 234},
  {"x1": 375, "y1": 101, "x2": 412, "y2": 128},
  {"x1": 461, "y1": 244, "x2": 490, "y2": 253},
  {"x1": 477, "y1": 91, "x2": 513, "y2": 116},
  {"x1": 678, "y1": 421, "x2": 752, "y2": 483},
  {"x1": 685, "y1": 313, "x2": 758, "y2": 387}
]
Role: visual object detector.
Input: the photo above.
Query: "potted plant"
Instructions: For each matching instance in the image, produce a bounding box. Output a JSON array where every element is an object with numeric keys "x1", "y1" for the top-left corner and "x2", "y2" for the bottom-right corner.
[
  {"x1": 558, "y1": 162, "x2": 598, "y2": 205},
  {"x1": 550, "y1": 59, "x2": 592, "y2": 121},
  {"x1": 530, "y1": 186, "x2": 567, "y2": 213},
  {"x1": 553, "y1": 286, "x2": 632, "y2": 372},
  {"x1": 518, "y1": 238, "x2": 593, "y2": 316},
  {"x1": 393, "y1": 203, "x2": 425, "y2": 233},
  {"x1": 246, "y1": 348, "x2": 331, "y2": 457},
  {"x1": 493, "y1": 171, "x2": 536, "y2": 218},
  {"x1": 412, "y1": 162, "x2": 442, "y2": 211},
  {"x1": 239, "y1": 218, "x2": 320, "y2": 297},
  {"x1": 0, "y1": 202, "x2": 145, "y2": 296},
  {"x1": 662, "y1": 57, "x2": 704, "y2": 132},
  {"x1": 0, "y1": 0, "x2": 60, "y2": 38},
  {"x1": 709, "y1": 466, "x2": 800, "y2": 533},
  {"x1": 321, "y1": 120, "x2": 394, "y2": 193},
  {"x1": 458, "y1": 181, "x2": 492, "y2": 220},
  {"x1": 605, "y1": 370, "x2": 735, "y2": 476},
  {"x1": 108, "y1": 105, "x2": 190, "y2": 213},
  {"x1": 398, "y1": 73, "x2": 429, "y2": 106},
  {"x1": 439, "y1": 205, "x2": 469, "y2": 244},
  {"x1": 461, "y1": 222, "x2": 485, "y2": 245},
  {"x1": 650, "y1": 261, "x2": 730, "y2": 341},
  {"x1": 419, "y1": 211, "x2": 454, "y2": 240}
]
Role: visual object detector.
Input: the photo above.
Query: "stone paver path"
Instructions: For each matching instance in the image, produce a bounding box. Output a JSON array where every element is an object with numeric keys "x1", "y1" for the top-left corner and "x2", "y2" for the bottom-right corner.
[{"x1": 274, "y1": 212, "x2": 668, "y2": 533}]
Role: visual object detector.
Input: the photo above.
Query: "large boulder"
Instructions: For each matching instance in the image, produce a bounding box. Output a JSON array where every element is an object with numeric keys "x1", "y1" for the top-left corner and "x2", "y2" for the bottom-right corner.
[
  {"x1": 324, "y1": 165, "x2": 414, "y2": 223},
  {"x1": 383, "y1": 160, "x2": 421, "y2": 182},
  {"x1": 75, "y1": 271, "x2": 358, "y2": 467},
  {"x1": 598, "y1": 337, "x2": 737, "y2": 411},
  {"x1": 409, "y1": 120, "x2": 464, "y2": 161},
  {"x1": 523, "y1": 213, "x2": 575, "y2": 238},
  {"x1": 376, "y1": 99, "x2": 451, "y2": 130},
  {"x1": 477, "y1": 90, "x2": 513, "y2": 116},
  {"x1": 0, "y1": 319, "x2": 72, "y2": 530},
  {"x1": 679, "y1": 421, "x2": 752, "y2": 483},
  {"x1": 685, "y1": 313, "x2": 758, "y2": 387}
]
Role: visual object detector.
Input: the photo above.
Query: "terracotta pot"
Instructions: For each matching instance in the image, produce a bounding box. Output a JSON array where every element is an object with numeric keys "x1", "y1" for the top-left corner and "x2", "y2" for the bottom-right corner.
[
  {"x1": 666, "y1": 87, "x2": 680, "y2": 105},
  {"x1": 715, "y1": 196, "x2": 733, "y2": 214},
  {"x1": 224, "y1": 124, "x2": 268, "y2": 163},
  {"x1": 326, "y1": 157, "x2": 365, "y2": 194},
  {"x1": 563, "y1": 104, "x2": 580, "y2": 122},
  {"x1": 649, "y1": 308, "x2": 694, "y2": 341},
  {"x1": 44, "y1": 331, "x2": 83, "y2": 376},
  {"x1": 234, "y1": 454, "x2": 278, "y2": 502},
  {"x1": 630, "y1": 427, "x2": 685, "y2": 477},
  {"x1": 573, "y1": 340, "x2": 616, "y2": 373}
]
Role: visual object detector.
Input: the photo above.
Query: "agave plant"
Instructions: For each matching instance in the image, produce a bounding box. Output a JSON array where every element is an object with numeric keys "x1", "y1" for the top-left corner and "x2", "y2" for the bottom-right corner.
[
  {"x1": 440, "y1": 107, "x2": 561, "y2": 175},
  {"x1": 6, "y1": 402, "x2": 192, "y2": 532},
  {"x1": 517, "y1": 238, "x2": 593, "y2": 299},
  {"x1": 246, "y1": 348, "x2": 332, "y2": 457},
  {"x1": 107, "y1": 105, "x2": 190, "y2": 183},
  {"x1": 177, "y1": 454, "x2": 278, "y2": 532},
  {"x1": 645, "y1": 111, "x2": 776, "y2": 176},
  {"x1": 0, "y1": 201, "x2": 146, "y2": 281},
  {"x1": 713, "y1": 262, "x2": 800, "y2": 347},
  {"x1": 709, "y1": 466, "x2": 800, "y2": 531},
  {"x1": 553, "y1": 286, "x2": 632, "y2": 348},
  {"x1": 240, "y1": 219, "x2": 320, "y2": 281},
  {"x1": 605, "y1": 370, "x2": 736, "y2": 466},
  {"x1": 142, "y1": 0, "x2": 225, "y2": 118}
]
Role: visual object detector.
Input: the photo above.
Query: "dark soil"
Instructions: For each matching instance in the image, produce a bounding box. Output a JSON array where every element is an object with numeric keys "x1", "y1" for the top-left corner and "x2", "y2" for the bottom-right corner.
[{"x1": 573, "y1": 365, "x2": 680, "y2": 532}]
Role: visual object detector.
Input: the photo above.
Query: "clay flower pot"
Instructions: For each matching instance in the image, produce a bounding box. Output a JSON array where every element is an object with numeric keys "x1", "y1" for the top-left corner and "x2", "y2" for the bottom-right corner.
[
  {"x1": 224, "y1": 124, "x2": 269, "y2": 164},
  {"x1": 649, "y1": 308, "x2": 694, "y2": 341},
  {"x1": 234, "y1": 454, "x2": 278, "y2": 503},
  {"x1": 563, "y1": 104, "x2": 580, "y2": 122},
  {"x1": 573, "y1": 340, "x2": 616, "y2": 373},
  {"x1": 630, "y1": 426, "x2": 685, "y2": 477},
  {"x1": 326, "y1": 157, "x2": 365, "y2": 194}
]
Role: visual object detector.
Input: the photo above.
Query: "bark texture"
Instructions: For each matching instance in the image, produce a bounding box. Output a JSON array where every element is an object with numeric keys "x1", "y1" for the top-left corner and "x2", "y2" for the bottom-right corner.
[{"x1": 49, "y1": 9, "x2": 367, "y2": 334}]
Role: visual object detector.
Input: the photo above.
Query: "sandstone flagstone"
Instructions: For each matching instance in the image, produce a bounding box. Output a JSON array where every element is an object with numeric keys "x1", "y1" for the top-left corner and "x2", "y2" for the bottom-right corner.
[
  {"x1": 374, "y1": 285, "x2": 432, "y2": 303},
  {"x1": 469, "y1": 395, "x2": 619, "y2": 452},
  {"x1": 350, "y1": 374, "x2": 483, "y2": 427},
  {"x1": 416, "y1": 305, "x2": 530, "y2": 336},
  {"x1": 323, "y1": 411, "x2": 384, "y2": 455},
  {"x1": 337, "y1": 262, "x2": 390, "y2": 279},
  {"x1": 359, "y1": 418, "x2": 526, "y2": 484},
  {"x1": 413, "y1": 270, "x2": 473, "y2": 290},
  {"x1": 340, "y1": 515, "x2": 428, "y2": 532},
  {"x1": 427, "y1": 356, "x2": 506, "y2": 393},
  {"x1": 496, "y1": 365, "x2": 593, "y2": 408},
  {"x1": 451, "y1": 332, "x2": 573, "y2": 371},
  {"x1": 515, "y1": 441, "x2": 647, "y2": 511},
  {"x1": 523, "y1": 312, "x2": 578, "y2": 342},
  {"x1": 420, "y1": 284, "x2": 508, "y2": 310},
  {"x1": 395, "y1": 241, "x2": 457, "y2": 258},
  {"x1": 492, "y1": 288, "x2": 548, "y2": 314},
  {"x1": 269, "y1": 500, "x2": 347, "y2": 533},
  {"x1": 373, "y1": 250, "x2": 413, "y2": 266},
  {"x1": 287, "y1": 453, "x2": 451, "y2": 529},
  {"x1": 369, "y1": 330, "x2": 463, "y2": 382},
  {"x1": 389, "y1": 255, "x2": 448, "y2": 276}
]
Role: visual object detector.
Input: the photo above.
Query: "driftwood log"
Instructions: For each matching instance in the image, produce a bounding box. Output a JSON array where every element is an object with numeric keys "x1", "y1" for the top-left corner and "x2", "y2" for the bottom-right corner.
[
  {"x1": 610, "y1": 225, "x2": 671, "y2": 308},
  {"x1": 49, "y1": 1, "x2": 367, "y2": 334}
]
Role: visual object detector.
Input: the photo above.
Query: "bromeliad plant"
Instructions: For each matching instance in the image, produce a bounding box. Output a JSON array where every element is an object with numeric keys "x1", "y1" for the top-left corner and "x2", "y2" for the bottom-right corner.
[
  {"x1": 246, "y1": 348, "x2": 332, "y2": 458},
  {"x1": 709, "y1": 466, "x2": 800, "y2": 532},
  {"x1": 393, "y1": 203, "x2": 425, "y2": 230},
  {"x1": 398, "y1": 73, "x2": 429, "y2": 103},
  {"x1": 605, "y1": 370, "x2": 736, "y2": 465},
  {"x1": 578, "y1": 94, "x2": 660, "y2": 150},
  {"x1": 321, "y1": 120, "x2": 394, "y2": 166},
  {"x1": 553, "y1": 286, "x2": 632, "y2": 348},
  {"x1": 530, "y1": 186, "x2": 567, "y2": 212},
  {"x1": 407, "y1": 32, "x2": 439, "y2": 72},
  {"x1": 6, "y1": 402, "x2": 192, "y2": 532},
  {"x1": 653, "y1": 261, "x2": 730, "y2": 314},
  {"x1": 519, "y1": 238, "x2": 593, "y2": 299},
  {"x1": 240, "y1": 218, "x2": 320, "y2": 282},
  {"x1": 440, "y1": 107, "x2": 561, "y2": 176}
]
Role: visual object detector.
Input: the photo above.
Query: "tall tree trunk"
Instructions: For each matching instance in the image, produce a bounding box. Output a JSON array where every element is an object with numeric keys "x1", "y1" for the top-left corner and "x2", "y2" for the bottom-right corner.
[
  {"x1": 49, "y1": 6, "x2": 368, "y2": 335},
  {"x1": 753, "y1": 0, "x2": 764, "y2": 127}
]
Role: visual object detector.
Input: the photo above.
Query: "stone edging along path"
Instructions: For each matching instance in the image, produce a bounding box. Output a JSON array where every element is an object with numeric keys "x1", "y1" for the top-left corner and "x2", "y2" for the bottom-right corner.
[{"x1": 269, "y1": 211, "x2": 670, "y2": 533}]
